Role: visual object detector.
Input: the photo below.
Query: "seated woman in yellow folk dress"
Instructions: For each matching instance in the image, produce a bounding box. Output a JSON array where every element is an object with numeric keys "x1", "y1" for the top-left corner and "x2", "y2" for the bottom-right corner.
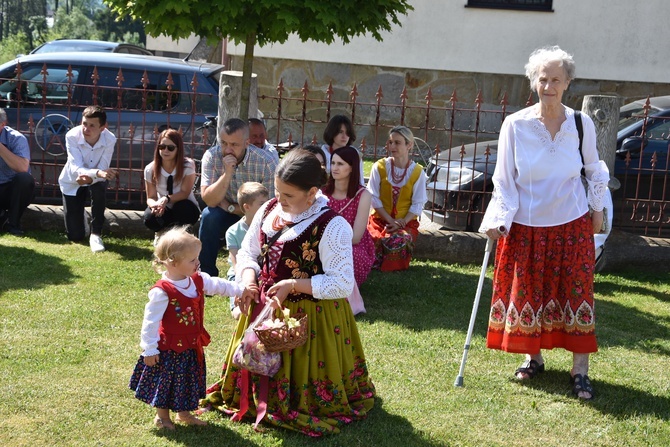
[{"x1": 367, "y1": 125, "x2": 427, "y2": 271}]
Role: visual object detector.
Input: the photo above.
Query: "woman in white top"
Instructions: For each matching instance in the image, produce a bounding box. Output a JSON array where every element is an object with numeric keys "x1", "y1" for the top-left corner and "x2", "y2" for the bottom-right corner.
[
  {"x1": 366, "y1": 125, "x2": 427, "y2": 271},
  {"x1": 143, "y1": 129, "x2": 200, "y2": 236},
  {"x1": 200, "y1": 149, "x2": 375, "y2": 435},
  {"x1": 479, "y1": 46, "x2": 609, "y2": 400}
]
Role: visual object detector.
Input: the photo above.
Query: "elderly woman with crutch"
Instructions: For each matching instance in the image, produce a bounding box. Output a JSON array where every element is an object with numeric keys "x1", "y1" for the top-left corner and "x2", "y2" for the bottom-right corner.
[{"x1": 478, "y1": 46, "x2": 609, "y2": 400}]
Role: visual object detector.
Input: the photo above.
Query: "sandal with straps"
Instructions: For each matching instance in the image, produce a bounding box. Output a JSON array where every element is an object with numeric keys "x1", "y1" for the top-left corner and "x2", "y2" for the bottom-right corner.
[
  {"x1": 515, "y1": 359, "x2": 545, "y2": 380},
  {"x1": 571, "y1": 373, "x2": 595, "y2": 400}
]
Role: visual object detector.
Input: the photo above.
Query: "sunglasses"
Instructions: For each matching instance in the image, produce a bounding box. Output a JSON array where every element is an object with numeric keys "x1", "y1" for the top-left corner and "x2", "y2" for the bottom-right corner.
[{"x1": 157, "y1": 144, "x2": 177, "y2": 152}]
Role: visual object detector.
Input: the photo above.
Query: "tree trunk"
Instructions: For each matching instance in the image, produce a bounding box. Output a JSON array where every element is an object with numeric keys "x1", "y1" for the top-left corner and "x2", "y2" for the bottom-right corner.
[
  {"x1": 217, "y1": 71, "x2": 258, "y2": 140},
  {"x1": 239, "y1": 32, "x2": 256, "y2": 122},
  {"x1": 582, "y1": 95, "x2": 620, "y2": 190}
]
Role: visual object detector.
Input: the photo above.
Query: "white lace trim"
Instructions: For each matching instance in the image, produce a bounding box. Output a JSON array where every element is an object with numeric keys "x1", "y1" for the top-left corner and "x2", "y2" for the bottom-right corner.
[
  {"x1": 585, "y1": 160, "x2": 609, "y2": 212},
  {"x1": 479, "y1": 178, "x2": 519, "y2": 233},
  {"x1": 528, "y1": 107, "x2": 574, "y2": 155},
  {"x1": 235, "y1": 195, "x2": 354, "y2": 300}
]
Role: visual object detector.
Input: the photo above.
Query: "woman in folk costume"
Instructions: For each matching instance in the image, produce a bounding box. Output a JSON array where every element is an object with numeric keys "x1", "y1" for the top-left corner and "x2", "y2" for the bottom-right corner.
[
  {"x1": 200, "y1": 149, "x2": 375, "y2": 436},
  {"x1": 323, "y1": 146, "x2": 375, "y2": 314},
  {"x1": 366, "y1": 125, "x2": 427, "y2": 271},
  {"x1": 479, "y1": 46, "x2": 608, "y2": 400}
]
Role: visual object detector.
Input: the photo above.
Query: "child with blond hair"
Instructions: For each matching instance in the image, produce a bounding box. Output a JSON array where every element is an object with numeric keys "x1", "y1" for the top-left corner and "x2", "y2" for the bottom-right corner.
[
  {"x1": 225, "y1": 182, "x2": 269, "y2": 318},
  {"x1": 129, "y1": 227, "x2": 257, "y2": 430}
]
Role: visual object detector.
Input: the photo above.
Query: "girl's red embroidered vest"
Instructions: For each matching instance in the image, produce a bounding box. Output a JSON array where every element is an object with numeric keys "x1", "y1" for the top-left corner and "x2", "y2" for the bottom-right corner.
[
  {"x1": 153, "y1": 273, "x2": 211, "y2": 362},
  {"x1": 258, "y1": 199, "x2": 337, "y2": 303}
]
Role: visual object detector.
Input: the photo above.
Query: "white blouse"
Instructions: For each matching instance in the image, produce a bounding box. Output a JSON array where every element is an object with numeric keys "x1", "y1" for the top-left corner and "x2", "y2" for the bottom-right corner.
[
  {"x1": 367, "y1": 159, "x2": 428, "y2": 216},
  {"x1": 139, "y1": 272, "x2": 242, "y2": 357},
  {"x1": 236, "y1": 192, "x2": 355, "y2": 300},
  {"x1": 480, "y1": 106, "x2": 609, "y2": 232},
  {"x1": 143, "y1": 158, "x2": 199, "y2": 208}
]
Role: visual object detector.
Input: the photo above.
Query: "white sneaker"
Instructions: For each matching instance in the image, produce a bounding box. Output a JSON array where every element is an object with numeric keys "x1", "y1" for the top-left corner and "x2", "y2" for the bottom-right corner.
[
  {"x1": 153, "y1": 232, "x2": 160, "y2": 247},
  {"x1": 90, "y1": 234, "x2": 106, "y2": 253}
]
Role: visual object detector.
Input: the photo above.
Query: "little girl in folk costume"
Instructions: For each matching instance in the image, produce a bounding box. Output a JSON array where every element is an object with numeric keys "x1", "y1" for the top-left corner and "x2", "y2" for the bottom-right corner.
[{"x1": 129, "y1": 227, "x2": 257, "y2": 430}]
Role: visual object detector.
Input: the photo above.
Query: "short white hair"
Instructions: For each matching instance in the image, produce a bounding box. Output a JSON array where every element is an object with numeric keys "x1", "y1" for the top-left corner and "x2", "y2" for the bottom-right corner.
[{"x1": 524, "y1": 45, "x2": 575, "y2": 92}]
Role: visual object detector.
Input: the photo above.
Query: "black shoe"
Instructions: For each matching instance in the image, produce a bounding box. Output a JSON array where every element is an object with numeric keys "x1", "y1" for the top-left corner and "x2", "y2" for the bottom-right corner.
[
  {"x1": 6, "y1": 225, "x2": 24, "y2": 236},
  {"x1": 0, "y1": 210, "x2": 8, "y2": 230}
]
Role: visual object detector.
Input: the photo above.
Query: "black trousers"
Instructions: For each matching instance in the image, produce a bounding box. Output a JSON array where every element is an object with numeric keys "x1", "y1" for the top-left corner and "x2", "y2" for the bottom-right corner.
[
  {"x1": 0, "y1": 172, "x2": 35, "y2": 230},
  {"x1": 143, "y1": 199, "x2": 201, "y2": 232},
  {"x1": 62, "y1": 181, "x2": 107, "y2": 241}
]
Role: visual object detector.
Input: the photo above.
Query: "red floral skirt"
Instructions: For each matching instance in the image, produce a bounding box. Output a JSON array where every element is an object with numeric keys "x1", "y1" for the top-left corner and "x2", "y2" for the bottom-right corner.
[
  {"x1": 367, "y1": 214, "x2": 419, "y2": 272},
  {"x1": 486, "y1": 214, "x2": 598, "y2": 354}
]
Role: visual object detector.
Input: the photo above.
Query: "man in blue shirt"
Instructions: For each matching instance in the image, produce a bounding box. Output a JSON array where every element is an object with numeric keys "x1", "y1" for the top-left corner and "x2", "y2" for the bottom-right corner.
[{"x1": 0, "y1": 109, "x2": 35, "y2": 236}]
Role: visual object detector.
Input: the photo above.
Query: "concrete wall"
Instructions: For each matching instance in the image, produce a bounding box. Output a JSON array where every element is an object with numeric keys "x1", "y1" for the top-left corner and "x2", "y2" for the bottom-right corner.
[
  {"x1": 228, "y1": 54, "x2": 670, "y2": 151},
  {"x1": 227, "y1": 0, "x2": 670, "y2": 84},
  {"x1": 146, "y1": 35, "x2": 200, "y2": 58}
]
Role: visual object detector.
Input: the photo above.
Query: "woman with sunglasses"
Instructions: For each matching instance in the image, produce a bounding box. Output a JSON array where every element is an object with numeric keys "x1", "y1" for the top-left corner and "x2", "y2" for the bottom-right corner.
[{"x1": 143, "y1": 129, "x2": 201, "y2": 242}]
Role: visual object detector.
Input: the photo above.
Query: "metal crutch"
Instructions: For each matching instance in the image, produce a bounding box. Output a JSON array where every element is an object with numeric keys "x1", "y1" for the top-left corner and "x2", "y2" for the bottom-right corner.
[{"x1": 454, "y1": 227, "x2": 505, "y2": 387}]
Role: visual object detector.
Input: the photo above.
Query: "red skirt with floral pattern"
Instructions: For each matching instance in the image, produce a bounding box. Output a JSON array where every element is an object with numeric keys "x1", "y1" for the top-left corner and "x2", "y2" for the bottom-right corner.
[{"x1": 486, "y1": 214, "x2": 598, "y2": 354}]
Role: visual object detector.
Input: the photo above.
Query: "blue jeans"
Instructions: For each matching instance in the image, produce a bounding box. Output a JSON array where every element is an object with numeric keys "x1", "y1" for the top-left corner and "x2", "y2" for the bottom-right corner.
[{"x1": 198, "y1": 206, "x2": 240, "y2": 276}]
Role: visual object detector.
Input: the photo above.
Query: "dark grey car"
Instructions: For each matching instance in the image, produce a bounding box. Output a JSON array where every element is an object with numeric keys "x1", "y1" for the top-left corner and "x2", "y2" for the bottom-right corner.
[{"x1": 0, "y1": 52, "x2": 223, "y2": 209}]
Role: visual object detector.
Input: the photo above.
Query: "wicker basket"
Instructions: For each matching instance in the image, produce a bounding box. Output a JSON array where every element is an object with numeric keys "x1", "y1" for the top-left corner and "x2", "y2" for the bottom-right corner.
[{"x1": 254, "y1": 312, "x2": 308, "y2": 352}]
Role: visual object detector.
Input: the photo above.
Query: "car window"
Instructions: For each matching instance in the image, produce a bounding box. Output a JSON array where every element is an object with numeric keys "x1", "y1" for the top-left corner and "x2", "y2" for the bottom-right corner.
[
  {"x1": 618, "y1": 104, "x2": 663, "y2": 132},
  {"x1": 86, "y1": 67, "x2": 182, "y2": 111},
  {"x1": 0, "y1": 64, "x2": 80, "y2": 107},
  {"x1": 645, "y1": 117, "x2": 670, "y2": 141}
]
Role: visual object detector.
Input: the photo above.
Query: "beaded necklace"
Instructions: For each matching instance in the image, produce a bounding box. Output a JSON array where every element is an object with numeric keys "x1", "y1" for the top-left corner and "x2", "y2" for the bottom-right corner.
[{"x1": 390, "y1": 158, "x2": 410, "y2": 184}]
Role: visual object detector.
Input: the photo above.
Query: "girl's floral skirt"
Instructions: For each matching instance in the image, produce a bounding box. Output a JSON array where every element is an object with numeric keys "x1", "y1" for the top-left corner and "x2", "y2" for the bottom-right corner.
[
  {"x1": 129, "y1": 348, "x2": 206, "y2": 412},
  {"x1": 486, "y1": 214, "x2": 598, "y2": 354},
  {"x1": 200, "y1": 298, "x2": 376, "y2": 437}
]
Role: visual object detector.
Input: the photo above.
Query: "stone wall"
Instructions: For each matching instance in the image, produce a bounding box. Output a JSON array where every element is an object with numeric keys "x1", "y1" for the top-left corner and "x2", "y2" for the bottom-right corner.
[{"x1": 232, "y1": 55, "x2": 670, "y2": 153}]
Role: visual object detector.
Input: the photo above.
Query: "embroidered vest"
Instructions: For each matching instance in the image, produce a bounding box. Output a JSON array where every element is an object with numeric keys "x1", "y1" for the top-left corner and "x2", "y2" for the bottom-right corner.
[
  {"x1": 258, "y1": 199, "x2": 337, "y2": 303},
  {"x1": 376, "y1": 158, "x2": 423, "y2": 218},
  {"x1": 154, "y1": 273, "x2": 211, "y2": 360}
]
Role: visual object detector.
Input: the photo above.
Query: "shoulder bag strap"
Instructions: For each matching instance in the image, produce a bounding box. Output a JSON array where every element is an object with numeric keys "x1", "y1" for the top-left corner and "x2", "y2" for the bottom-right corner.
[{"x1": 574, "y1": 110, "x2": 585, "y2": 176}]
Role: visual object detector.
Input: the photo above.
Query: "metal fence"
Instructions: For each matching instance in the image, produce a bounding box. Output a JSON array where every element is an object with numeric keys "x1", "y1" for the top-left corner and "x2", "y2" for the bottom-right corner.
[{"x1": 3, "y1": 69, "x2": 668, "y2": 237}]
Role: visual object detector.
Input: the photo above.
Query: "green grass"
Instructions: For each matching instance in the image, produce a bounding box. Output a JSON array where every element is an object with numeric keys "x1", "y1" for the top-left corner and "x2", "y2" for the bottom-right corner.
[{"x1": 1, "y1": 231, "x2": 669, "y2": 446}]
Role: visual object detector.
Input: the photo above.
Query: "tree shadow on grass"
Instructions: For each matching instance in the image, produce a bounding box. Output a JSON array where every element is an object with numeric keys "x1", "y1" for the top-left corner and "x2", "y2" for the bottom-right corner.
[
  {"x1": 360, "y1": 261, "x2": 670, "y2": 355},
  {"x1": 597, "y1": 272, "x2": 670, "y2": 304},
  {"x1": 191, "y1": 396, "x2": 445, "y2": 447},
  {"x1": 103, "y1": 237, "x2": 155, "y2": 262},
  {"x1": 360, "y1": 261, "x2": 494, "y2": 334},
  {"x1": 521, "y1": 369, "x2": 670, "y2": 421},
  {"x1": 152, "y1": 421, "x2": 258, "y2": 447},
  {"x1": 0, "y1": 243, "x2": 75, "y2": 294},
  {"x1": 595, "y1": 299, "x2": 670, "y2": 356}
]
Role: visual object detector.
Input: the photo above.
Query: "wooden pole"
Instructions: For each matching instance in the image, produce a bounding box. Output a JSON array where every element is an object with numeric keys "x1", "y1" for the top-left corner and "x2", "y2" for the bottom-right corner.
[
  {"x1": 581, "y1": 95, "x2": 620, "y2": 190},
  {"x1": 217, "y1": 70, "x2": 259, "y2": 142}
]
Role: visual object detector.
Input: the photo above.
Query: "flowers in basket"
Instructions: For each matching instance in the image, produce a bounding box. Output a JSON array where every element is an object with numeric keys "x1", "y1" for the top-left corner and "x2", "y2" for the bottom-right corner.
[
  {"x1": 254, "y1": 308, "x2": 308, "y2": 352},
  {"x1": 232, "y1": 330, "x2": 282, "y2": 376}
]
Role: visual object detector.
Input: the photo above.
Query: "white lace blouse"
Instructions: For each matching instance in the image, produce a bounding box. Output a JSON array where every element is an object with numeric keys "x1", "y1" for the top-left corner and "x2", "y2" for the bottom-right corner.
[
  {"x1": 480, "y1": 106, "x2": 609, "y2": 232},
  {"x1": 236, "y1": 192, "x2": 355, "y2": 300}
]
